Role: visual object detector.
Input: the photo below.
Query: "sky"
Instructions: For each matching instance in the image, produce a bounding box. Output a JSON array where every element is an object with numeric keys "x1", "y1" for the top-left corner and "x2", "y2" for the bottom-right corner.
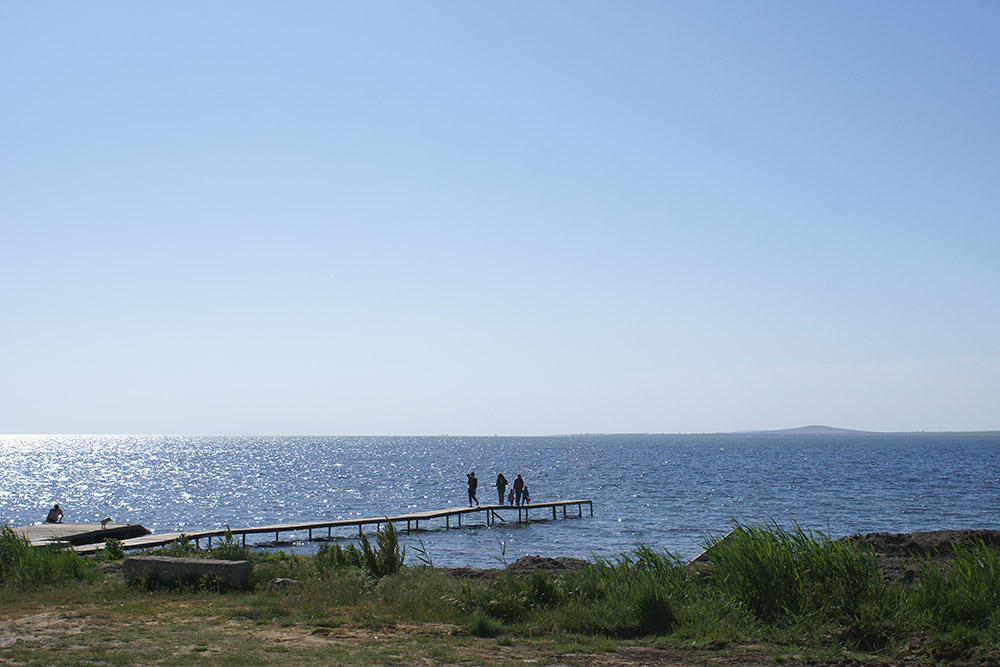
[{"x1": 2, "y1": 2, "x2": 998, "y2": 435}]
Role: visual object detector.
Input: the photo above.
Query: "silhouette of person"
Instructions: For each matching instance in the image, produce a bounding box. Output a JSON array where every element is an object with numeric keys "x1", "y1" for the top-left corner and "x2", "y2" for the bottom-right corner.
[
  {"x1": 467, "y1": 472, "x2": 479, "y2": 506},
  {"x1": 513, "y1": 474, "x2": 524, "y2": 506},
  {"x1": 45, "y1": 504, "x2": 63, "y2": 523},
  {"x1": 495, "y1": 473, "x2": 508, "y2": 505}
]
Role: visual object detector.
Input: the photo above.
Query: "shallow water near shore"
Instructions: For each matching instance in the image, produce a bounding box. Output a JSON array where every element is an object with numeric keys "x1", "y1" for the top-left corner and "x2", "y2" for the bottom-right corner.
[{"x1": 2, "y1": 434, "x2": 998, "y2": 568}]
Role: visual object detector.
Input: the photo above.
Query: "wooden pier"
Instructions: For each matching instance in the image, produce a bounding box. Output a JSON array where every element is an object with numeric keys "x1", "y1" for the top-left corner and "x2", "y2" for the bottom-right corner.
[{"x1": 66, "y1": 499, "x2": 593, "y2": 554}]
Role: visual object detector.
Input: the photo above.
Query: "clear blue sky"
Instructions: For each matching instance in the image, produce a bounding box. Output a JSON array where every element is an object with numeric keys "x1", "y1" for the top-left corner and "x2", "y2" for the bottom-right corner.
[{"x1": 2, "y1": 2, "x2": 998, "y2": 435}]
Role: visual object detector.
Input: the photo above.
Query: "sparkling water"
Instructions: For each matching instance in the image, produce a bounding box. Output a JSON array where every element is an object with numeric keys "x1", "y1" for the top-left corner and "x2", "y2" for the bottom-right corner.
[{"x1": 2, "y1": 434, "x2": 998, "y2": 568}]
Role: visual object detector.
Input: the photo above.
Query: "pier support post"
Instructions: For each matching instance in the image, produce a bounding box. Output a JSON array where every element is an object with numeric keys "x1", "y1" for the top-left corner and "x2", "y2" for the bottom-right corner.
[
  {"x1": 446, "y1": 516, "x2": 450, "y2": 529},
  {"x1": 552, "y1": 507, "x2": 556, "y2": 520}
]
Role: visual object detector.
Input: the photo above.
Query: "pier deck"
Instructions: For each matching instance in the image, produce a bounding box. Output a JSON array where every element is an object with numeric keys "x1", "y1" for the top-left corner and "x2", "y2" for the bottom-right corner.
[
  {"x1": 15, "y1": 522, "x2": 151, "y2": 547},
  {"x1": 68, "y1": 499, "x2": 593, "y2": 554}
]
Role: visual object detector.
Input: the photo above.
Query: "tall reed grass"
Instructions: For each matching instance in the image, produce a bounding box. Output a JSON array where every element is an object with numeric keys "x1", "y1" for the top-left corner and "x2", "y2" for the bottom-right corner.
[
  {"x1": 907, "y1": 539, "x2": 1000, "y2": 630},
  {"x1": 704, "y1": 521, "x2": 884, "y2": 624},
  {"x1": 0, "y1": 524, "x2": 98, "y2": 586}
]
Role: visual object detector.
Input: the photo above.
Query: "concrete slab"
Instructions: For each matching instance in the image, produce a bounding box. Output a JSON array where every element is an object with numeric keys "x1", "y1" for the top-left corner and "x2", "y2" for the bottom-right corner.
[{"x1": 122, "y1": 556, "x2": 252, "y2": 590}]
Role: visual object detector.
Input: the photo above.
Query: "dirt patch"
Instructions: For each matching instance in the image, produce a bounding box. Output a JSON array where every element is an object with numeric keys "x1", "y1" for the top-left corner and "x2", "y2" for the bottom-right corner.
[
  {"x1": 442, "y1": 555, "x2": 593, "y2": 580},
  {"x1": 0, "y1": 611, "x2": 89, "y2": 649},
  {"x1": 260, "y1": 621, "x2": 462, "y2": 647},
  {"x1": 839, "y1": 529, "x2": 1000, "y2": 583}
]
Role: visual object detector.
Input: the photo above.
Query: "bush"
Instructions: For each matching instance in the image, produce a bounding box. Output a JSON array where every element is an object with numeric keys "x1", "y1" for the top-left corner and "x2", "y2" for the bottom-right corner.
[
  {"x1": 103, "y1": 538, "x2": 125, "y2": 561},
  {"x1": 468, "y1": 609, "x2": 503, "y2": 637},
  {"x1": 315, "y1": 521, "x2": 405, "y2": 578},
  {"x1": 210, "y1": 527, "x2": 251, "y2": 562},
  {"x1": 151, "y1": 533, "x2": 197, "y2": 558}
]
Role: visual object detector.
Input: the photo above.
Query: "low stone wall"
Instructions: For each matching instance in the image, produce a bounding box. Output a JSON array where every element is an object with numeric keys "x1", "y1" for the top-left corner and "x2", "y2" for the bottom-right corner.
[{"x1": 122, "y1": 556, "x2": 252, "y2": 591}]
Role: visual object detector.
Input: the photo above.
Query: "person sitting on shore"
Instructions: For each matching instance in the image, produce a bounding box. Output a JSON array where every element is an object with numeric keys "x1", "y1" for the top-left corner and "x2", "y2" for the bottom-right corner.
[{"x1": 45, "y1": 504, "x2": 63, "y2": 523}]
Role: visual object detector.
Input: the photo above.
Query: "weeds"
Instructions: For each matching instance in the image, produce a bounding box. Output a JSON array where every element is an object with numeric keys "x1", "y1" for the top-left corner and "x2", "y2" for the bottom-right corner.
[
  {"x1": 0, "y1": 524, "x2": 98, "y2": 586},
  {"x1": 907, "y1": 539, "x2": 1000, "y2": 630},
  {"x1": 102, "y1": 537, "x2": 126, "y2": 561},
  {"x1": 210, "y1": 527, "x2": 251, "y2": 561},
  {"x1": 7, "y1": 520, "x2": 1000, "y2": 660},
  {"x1": 704, "y1": 520, "x2": 883, "y2": 624},
  {"x1": 315, "y1": 521, "x2": 405, "y2": 578}
]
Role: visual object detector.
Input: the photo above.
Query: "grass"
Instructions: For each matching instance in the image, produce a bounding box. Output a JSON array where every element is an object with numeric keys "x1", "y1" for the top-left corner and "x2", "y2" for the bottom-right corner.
[
  {"x1": 0, "y1": 524, "x2": 99, "y2": 587},
  {"x1": 3, "y1": 521, "x2": 1000, "y2": 665}
]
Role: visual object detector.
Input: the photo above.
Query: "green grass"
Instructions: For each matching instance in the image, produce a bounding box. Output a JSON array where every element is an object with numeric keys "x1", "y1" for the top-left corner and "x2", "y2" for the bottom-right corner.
[
  {"x1": 4, "y1": 521, "x2": 1000, "y2": 665},
  {"x1": 703, "y1": 520, "x2": 885, "y2": 624},
  {"x1": 0, "y1": 524, "x2": 99, "y2": 587}
]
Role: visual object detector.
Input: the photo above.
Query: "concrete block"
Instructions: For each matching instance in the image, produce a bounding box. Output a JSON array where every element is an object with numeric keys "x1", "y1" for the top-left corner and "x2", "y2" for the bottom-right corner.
[{"x1": 122, "y1": 556, "x2": 252, "y2": 591}]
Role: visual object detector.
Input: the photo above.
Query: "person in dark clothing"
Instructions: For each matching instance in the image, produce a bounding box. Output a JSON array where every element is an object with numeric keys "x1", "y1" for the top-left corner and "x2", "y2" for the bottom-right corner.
[
  {"x1": 467, "y1": 472, "x2": 479, "y2": 506},
  {"x1": 495, "y1": 473, "x2": 508, "y2": 505},
  {"x1": 45, "y1": 504, "x2": 63, "y2": 523},
  {"x1": 513, "y1": 474, "x2": 524, "y2": 505}
]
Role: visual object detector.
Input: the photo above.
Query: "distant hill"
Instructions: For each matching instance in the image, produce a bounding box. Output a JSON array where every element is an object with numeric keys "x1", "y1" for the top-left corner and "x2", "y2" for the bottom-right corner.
[{"x1": 743, "y1": 425, "x2": 878, "y2": 435}]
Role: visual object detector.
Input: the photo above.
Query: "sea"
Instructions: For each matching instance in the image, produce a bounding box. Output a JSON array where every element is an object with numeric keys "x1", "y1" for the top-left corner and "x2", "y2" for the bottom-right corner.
[{"x1": 2, "y1": 433, "x2": 998, "y2": 569}]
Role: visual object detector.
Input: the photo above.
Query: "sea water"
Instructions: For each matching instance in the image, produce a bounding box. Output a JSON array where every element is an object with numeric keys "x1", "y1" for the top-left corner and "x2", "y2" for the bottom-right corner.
[{"x1": 1, "y1": 434, "x2": 998, "y2": 568}]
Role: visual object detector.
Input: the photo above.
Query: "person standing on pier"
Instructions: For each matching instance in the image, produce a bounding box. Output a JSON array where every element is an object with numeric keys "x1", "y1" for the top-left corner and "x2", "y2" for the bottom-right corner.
[
  {"x1": 467, "y1": 471, "x2": 479, "y2": 506},
  {"x1": 495, "y1": 472, "x2": 507, "y2": 505},
  {"x1": 513, "y1": 474, "x2": 524, "y2": 505}
]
